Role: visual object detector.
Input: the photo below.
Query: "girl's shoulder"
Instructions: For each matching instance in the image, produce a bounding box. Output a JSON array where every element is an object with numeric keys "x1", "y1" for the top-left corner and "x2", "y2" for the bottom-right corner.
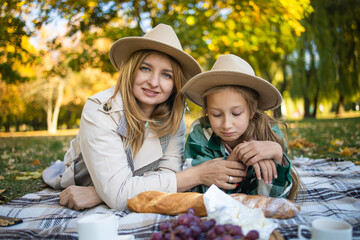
[
  {"x1": 189, "y1": 116, "x2": 211, "y2": 131},
  {"x1": 270, "y1": 123, "x2": 284, "y2": 137},
  {"x1": 188, "y1": 116, "x2": 214, "y2": 141}
]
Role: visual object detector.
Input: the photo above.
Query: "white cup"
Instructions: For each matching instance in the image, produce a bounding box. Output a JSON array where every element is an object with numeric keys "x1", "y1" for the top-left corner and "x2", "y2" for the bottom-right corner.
[
  {"x1": 298, "y1": 218, "x2": 353, "y2": 240},
  {"x1": 77, "y1": 213, "x2": 118, "y2": 240},
  {"x1": 118, "y1": 235, "x2": 135, "y2": 240}
]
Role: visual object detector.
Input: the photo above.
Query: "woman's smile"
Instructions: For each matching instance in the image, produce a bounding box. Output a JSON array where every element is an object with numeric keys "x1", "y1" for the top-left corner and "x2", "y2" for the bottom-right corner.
[{"x1": 142, "y1": 88, "x2": 160, "y2": 97}]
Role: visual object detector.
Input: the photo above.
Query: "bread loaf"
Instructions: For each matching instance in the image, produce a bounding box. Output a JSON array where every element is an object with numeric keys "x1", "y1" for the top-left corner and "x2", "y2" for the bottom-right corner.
[
  {"x1": 127, "y1": 191, "x2": 207, "y2": 217},
  {"x1": 230, "y1": 193, "x2": 300, "y2": 219},
  {"x1": 127, "y1": 191, "x2": 300, "y2": 219}
]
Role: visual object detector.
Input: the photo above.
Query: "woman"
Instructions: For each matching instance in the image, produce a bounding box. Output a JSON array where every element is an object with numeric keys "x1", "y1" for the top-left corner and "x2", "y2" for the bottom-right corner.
[{"x1": 43, "y1": 24, "x2": 245, "y2": 210}]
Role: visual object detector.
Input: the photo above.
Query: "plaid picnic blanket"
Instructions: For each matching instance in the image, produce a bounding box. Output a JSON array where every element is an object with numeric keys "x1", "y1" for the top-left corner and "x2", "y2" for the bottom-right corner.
[{"x1": 0, "y1": 157, "x2": 359, "y2": 240}]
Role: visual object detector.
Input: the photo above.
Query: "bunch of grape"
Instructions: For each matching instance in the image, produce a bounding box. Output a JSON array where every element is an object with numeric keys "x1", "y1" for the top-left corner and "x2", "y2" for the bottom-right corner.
[{"x1": 148, "y1": 208, "x2": 260, "y2": 240}]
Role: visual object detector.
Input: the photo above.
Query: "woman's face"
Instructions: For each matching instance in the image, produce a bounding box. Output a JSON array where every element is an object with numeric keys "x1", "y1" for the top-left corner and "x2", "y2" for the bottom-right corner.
[
  {"x1": 132, "y1": 52, "x2": 175, "y2": 117},
  {"x1": 207, "y1": 88, "x2": 252, "y2": 148}
]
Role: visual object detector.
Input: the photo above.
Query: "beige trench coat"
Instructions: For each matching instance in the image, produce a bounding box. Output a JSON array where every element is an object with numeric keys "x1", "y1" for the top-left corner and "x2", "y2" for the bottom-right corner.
[{"x1": 61, "y1": 86, "x2": 186, "y2": 210}]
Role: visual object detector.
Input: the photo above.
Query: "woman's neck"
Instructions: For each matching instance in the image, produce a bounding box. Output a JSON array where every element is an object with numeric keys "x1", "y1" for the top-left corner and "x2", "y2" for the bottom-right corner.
[{"x1": 137, "y1": 103, "x2": 155, "y2": 118}]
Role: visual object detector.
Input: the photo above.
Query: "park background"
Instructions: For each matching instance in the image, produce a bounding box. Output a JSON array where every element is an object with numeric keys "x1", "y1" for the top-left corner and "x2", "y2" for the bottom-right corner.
[
  {"x1": 0, "y1": 0, "x2": 359, "y2": 202},
  {"x1": 1, "y1": 0, "x2": 359, "y2": 133}
]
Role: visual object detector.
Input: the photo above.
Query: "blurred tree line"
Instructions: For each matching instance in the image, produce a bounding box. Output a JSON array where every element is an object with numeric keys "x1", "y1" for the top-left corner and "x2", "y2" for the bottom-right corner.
[{"x1": 1, "y1": 0, "x2": 359, "y2": 133}]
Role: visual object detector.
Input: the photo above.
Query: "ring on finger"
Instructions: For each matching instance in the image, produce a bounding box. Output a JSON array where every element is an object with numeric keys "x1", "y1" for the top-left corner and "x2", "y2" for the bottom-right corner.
[{"x1": 228, "y1": 176, "x2": 234, "y2": 183}]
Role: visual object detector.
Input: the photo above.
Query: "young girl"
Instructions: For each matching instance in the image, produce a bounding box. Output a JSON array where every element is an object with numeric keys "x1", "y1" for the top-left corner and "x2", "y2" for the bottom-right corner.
[{"x1": 182, "y1": 54, "x2": 302, "y2": 200}]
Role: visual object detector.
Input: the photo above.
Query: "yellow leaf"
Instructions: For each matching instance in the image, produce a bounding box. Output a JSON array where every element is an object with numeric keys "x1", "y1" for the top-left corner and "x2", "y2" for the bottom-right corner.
[
  {"x1": 339, "y1": 147, "x2": 357, "y2": 156},
  {"x1": 331, "y1": 139, "x2": 343, "y2": 147},
  {"x1": 289, "y1": 138, "x2": 314, "y2": 149},
  {"x1": 14, "y1": 171, "x2": 42, "y2": 181},
  {"x1": 328, "y1": 147, "x2": 335, "y2": 152},
  {"x1": 88, "y1": 1, "x2": 97, "y2": 8},
  {"x1": 0, "y1": 189, "x2": 6, "y2": 194},
  {"x1": 208, "y1": 43, "x2": 215, "y2": 51},
  {"x1": 32, "y1": 159, "x2": 41, "y2": 165},
  {"x1": 186, "y1": 16, "x2": 196, "y2": 26}
]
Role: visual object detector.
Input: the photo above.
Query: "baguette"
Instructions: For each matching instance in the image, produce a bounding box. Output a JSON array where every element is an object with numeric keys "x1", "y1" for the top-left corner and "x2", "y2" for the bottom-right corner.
[
  {"x1": 127, "y1": 191, "x2": 300, "y2": 219},
  {"x1": 127, "y1": 191, "x2": 207, "y2": 217},
  {"x1": 230, "y1": 193, "x2": 300, "y2": 219}
]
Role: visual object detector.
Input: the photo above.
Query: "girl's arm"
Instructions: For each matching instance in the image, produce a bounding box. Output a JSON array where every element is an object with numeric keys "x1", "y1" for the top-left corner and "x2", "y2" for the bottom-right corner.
[
  {"x1": 233, "y1": 140, "x2": 283, "y2": 166},
  {"x1": 230, "y1": 140, "x2": 282, "y2": 184}
]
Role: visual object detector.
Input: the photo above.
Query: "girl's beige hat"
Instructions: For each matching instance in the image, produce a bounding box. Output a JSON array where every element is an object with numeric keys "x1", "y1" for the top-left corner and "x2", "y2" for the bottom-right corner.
[
  {"x1": 181, "y1": 54, "x2": 282, "y2": 110},
  {"x1": 109, "y1": 24, "x2": 201, "y2": 78}
]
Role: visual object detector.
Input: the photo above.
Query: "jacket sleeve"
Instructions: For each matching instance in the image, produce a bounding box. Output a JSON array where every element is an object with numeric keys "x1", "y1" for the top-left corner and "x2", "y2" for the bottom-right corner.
[
  {"x1": 78, "y1": 99, "x2": 178, "y2": 210},
  {"x1": 267, "y1": 124, "x2": 293, "y2": 197}
]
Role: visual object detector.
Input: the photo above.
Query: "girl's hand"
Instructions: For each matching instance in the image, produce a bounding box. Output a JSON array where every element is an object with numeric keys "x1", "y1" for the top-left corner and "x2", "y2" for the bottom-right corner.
[
  {"x1": 59, "y1": 186, "x2": 103, "y2": 211},
  {"x1": 252, "y1": 159, "x2": 277, "y2": 184},
  {"x1": 233, "y1": 140, "x2": 283, "y2": 166}
]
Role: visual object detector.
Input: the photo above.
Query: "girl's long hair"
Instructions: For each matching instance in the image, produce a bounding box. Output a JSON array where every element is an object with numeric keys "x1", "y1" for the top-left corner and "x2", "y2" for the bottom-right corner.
[
  {"x1": 202, "y1": 85, "x2": 304, "y2": 200},
  {"x1": 110, "y1": 50, "x2": 186, "y2": 157}
]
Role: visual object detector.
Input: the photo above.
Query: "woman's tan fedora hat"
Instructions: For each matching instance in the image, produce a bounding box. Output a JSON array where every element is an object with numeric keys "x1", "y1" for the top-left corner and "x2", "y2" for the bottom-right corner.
[
  {"x1": 109, "y1": 23, "x2": 201, "y2": 78},
  {"x1": 181, "y1": 54, "x2": 282, "y2": 110}
]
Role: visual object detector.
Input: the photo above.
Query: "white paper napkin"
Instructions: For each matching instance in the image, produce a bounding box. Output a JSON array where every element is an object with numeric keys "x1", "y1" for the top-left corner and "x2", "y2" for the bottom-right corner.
[{"x1": 203, "y1": 185, "x2": 277, "y2": 240}]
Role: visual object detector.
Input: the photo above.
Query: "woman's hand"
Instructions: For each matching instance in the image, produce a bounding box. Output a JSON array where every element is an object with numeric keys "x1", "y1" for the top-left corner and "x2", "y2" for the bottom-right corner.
[
  {"x1": 59, "y1": 186, "x2": 104, "y2": 211},
  {"x1": 199, "y1": 158, "x2": 247, "y2": 189},
  {"x1": 176, "y1": 158, "x2": 247, "y2": 192}
]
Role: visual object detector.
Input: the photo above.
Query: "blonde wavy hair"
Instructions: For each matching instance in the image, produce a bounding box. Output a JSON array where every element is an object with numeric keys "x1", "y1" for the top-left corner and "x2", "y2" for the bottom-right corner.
[
  {"x1": 111, "y1": 50, "x2": 187, "y2": 157},
  {"x1": 202, "y1": 85, "x2": 305, "y2": 200}
]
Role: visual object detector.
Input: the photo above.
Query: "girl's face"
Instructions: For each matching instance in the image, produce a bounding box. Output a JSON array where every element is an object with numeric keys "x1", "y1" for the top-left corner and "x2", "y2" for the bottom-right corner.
[
  {"x1": 132, "y1": 52, "x2": 175, "y2": 117},
  {"x1": 207, "y1": 88, "x2": 252, "y2": 148}
]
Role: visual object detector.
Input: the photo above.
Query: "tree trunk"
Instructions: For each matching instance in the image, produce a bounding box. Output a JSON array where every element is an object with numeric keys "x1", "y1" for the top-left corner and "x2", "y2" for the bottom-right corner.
[
  {"x1": 303, "y1": 97, "x2": 312, "y2": 118},
  {"x1": 336, "y1": 95, "x2": 345, "y2": 117},
  {"x1": 274, "y1": 56, "x2": 289, "y2": 119},
  {"x1": 46, "y1": 83, "x2": 54, "y2": 134},
  {"x1": 47, "y1": 79, "x2": 65, "y2": 134},
  {"x1": 5, "y1": 123, "x2": 10, "y2": 132},
  {"x1": 312, "y1": 88, "x2": 319, "y2": 118}
]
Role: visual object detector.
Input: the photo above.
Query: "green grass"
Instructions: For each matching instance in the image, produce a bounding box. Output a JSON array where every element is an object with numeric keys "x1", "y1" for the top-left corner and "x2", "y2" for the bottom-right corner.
[
  {"x1": 0, "y1": 136, "x2": 75, "y2": 204},
  {"x1": 0, "y1": 117, "x2": 359, "y2": 204},
  {"x1": 285, "y1": 117, "x2": 360, "y2": 162}
]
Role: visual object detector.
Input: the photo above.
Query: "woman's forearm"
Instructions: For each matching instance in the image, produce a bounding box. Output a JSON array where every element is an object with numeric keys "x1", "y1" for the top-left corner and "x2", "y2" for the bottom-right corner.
[{"x1": 176, "y1": 165, "x2": 202, "y2": 192}]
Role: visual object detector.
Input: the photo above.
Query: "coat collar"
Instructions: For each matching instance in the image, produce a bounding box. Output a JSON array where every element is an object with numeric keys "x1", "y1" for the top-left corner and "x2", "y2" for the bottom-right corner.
[
  {"x1": 89, "y1": 86, "x2": 124, "y2": 113},
  {"x1": 199, "y1": 116, "x2": 227, "y2": 154}
]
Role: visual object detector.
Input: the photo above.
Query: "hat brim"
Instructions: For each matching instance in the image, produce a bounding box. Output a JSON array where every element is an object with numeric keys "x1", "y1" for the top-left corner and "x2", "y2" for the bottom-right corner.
[
  {"x1": 181, "y1": 70, "x2": 282, "y2": 110},
  {"x1": 109, "y1": 37, "x2": 201, "y2": 79}
]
